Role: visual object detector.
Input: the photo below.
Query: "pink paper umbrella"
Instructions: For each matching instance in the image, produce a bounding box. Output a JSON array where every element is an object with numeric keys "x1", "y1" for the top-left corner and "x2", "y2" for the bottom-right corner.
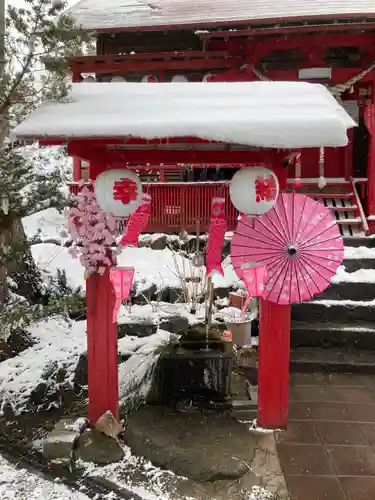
[{"x1": 230, "y1": 192, "x2": 344, "y2": 305}]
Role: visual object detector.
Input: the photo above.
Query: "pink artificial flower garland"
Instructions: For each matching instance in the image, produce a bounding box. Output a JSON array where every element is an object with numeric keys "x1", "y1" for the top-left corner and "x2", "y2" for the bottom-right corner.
[{"x1": 67, "y1": 185, "x2": 121, "y2": 279}]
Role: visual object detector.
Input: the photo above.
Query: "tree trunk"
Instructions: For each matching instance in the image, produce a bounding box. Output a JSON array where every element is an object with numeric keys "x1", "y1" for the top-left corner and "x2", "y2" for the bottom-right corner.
[{"x1": 0, "y1": 216, "x2": 42, "y2": 303}]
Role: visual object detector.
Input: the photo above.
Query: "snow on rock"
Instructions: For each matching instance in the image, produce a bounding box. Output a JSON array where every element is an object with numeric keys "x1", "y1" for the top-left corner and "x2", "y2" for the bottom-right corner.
[
  {"x1": 118, "y1": 249, "x2": 238, "y2": 293},
  {"x1": 30, "y1": 244, "x2": 239, "y2": 296},
  {"x1": 0, "y1": 454, "x2": 90, "y2": 500},
  {"x1": 0, "y1": 317, "x2": 86, "y2": 413},
  {"x1": 118, "y1": 329, "x2": 172, "y2": 402},
  {"x1": 81, "y1": 444, "x2": 178, "y2": 500},
  {"x1": 118, "y1": 302, "x2": 206, "y2": 329},
  {"x1": 31, "y1": 244, "x2": 84, "y2": 292},
  {"x1": 23, "y1": 208, "x2": 66, "y2": 244}
]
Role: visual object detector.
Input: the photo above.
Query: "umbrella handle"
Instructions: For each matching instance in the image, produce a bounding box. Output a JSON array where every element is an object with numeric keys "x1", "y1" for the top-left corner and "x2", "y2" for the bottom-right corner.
[{"x1": 241, "y1": 294, "x2": 252, "y2": 316}]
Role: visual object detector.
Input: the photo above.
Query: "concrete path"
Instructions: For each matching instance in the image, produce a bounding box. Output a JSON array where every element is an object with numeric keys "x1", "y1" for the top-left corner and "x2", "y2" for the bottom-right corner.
[{"x1": 276, "y1": 373, "x2": 375, "y2": 500}]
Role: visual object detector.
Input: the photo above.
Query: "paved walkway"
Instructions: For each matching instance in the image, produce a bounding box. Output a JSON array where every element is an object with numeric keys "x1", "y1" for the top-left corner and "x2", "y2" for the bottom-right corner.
[{"x1": 275, "y1": 373, "x2": 375, "y2": 500}]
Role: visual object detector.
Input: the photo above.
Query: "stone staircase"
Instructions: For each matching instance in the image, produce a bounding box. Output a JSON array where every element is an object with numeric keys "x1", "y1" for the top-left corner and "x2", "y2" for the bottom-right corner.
[{"x1": 290, "y1": 237, "x2": 375, "y2": 372}]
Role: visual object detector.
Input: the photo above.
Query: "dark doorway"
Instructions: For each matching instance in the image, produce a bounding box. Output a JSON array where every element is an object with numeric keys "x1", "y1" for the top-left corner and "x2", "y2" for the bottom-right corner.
[{"x1": 353, "y1": 111, "x2": 369, "y2": 178}]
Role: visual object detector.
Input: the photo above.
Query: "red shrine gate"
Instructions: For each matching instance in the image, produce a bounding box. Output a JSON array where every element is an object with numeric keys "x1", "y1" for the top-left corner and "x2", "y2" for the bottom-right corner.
[
  {"x1": 13, "y1": 80, "x2": 354, "y2": 428},
  {"x1": 76, "y1": 142, "x2": 293, "y2": 428}
]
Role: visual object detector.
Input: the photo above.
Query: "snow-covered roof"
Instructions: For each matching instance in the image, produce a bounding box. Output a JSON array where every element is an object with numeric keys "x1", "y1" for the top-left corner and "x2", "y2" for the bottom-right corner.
[
  {"x1": 12, "y1": 82, "x2": 356, "y2": 149},
  {"x1": 68, "y1": 0, "x2": 375, "y2": 31}
]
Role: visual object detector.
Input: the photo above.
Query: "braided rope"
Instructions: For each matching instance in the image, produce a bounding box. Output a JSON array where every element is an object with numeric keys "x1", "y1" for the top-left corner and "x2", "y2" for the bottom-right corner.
[
  {"x1": 252, "y1": 60, "x2": 375, "y2": 99},
  {"x1": 329, "y1": 60, "x2": 375, "y2": 97}
]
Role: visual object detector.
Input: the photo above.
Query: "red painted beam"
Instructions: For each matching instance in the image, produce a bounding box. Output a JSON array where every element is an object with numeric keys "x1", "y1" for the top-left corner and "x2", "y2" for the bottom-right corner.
[
  {"x1": 247, "y1": 33, "x2": 375, "y2": 59},
  {"x1": 200, "y1": 23, "x2": 375, "y2": 39},
  {"x1": 67, "y1": 149, "x2": 289, "y2": 173},
  {"x1": 70, "y1": 57, "x2": 243, "y2": 75},
  {"x1": 70, "y1": 50, "x2": 232, "y2": 64},
  {"x1": 86, "y1": 270, "x2": 119, "y2": 424}
]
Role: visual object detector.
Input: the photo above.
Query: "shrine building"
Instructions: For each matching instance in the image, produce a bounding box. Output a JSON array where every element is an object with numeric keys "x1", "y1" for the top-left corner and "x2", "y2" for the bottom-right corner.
[{"x1": 67, "y1": 0, "x2": 375, "y2": 236}]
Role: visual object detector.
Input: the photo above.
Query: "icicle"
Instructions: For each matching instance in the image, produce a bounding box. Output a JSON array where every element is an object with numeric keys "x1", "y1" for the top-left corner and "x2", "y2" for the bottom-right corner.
[
  {"x1": 294, "y1": 153, "x2": 302, "y2": 190},
  {"x1": 318, "y1": 147, "x2": 327, "y2": 190}
]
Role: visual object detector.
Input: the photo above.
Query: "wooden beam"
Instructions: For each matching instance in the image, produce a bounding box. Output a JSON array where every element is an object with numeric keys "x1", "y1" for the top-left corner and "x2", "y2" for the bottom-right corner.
[
  {"x1": 69, "y1": 51, "x2": 243, "y2": 75},
  {"x1": 70, "y1": 50, "x2": 232, "y2": 64},
  {"x1": 67, "y1": 148, "x2": 289, "y2": 175},
  {"x1": 200, "y1": 23, "x2": 375, "y2": 39},
  {"x1": 246, "y1": 32, "x2": 375, "y2": 53}
]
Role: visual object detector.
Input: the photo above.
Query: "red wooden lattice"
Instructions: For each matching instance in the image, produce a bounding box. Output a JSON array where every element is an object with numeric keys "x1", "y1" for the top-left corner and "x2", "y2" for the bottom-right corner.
[{"x1": 69, "y1": 182, "x2": 239, "y2": 232}]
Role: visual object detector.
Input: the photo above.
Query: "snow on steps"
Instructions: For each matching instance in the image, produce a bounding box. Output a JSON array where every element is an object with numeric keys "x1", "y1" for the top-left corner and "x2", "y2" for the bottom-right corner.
[
  {"x1": 291, "y1": 321, "x2": 375, "y2": 350},
  {"x1": 290, "y1": 347, "x2": 375, "y2": 374}
]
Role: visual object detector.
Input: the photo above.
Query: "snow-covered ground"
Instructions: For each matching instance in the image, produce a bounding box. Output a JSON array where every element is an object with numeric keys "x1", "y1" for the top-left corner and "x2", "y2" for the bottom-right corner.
[
  {"x1": 23, "y1": 208, "x2": 375, "y2": 294},
  {"x1": 30, "y1": 243, "x2": 238, "y2": 295},
  {"x1": 23, "y1": 208, "x2": 66, "y2": 245},
  {"x1": 0, "y1": 454, "x2": 90, "y2": 500},
  {"x1": 0, "y1": 317, "x2": 86, "y2": 413}
]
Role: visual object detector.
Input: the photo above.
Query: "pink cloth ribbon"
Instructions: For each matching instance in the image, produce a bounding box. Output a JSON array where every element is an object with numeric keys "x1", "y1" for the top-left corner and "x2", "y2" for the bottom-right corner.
[
  {"x1": 121, "y1": 193, "x2": 151, "y2": 247},
  {"x1": 206, "y1": 197, "x2": 227, "y2": 277},
  {"x1": 241, "y1": 266, "x2": 267, "y2": 313},
  {"x1": 109, "y1": 267, "x2": 135, "y2": 322}
]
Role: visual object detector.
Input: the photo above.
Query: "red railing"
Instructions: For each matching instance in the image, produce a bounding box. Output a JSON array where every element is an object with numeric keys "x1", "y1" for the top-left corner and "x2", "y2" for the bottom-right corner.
[
  {"x1": 70, "y1": 180, "x2": 370, "y2": 234},
  {"x1": 144, "y1": 182, "x2": 238, "y2": 232},
  {"x1": 350, "y1": 177, "x2": 369, "y2": 235},
  {"x1": 69, "y1": 181, "x2": 239, "y2": 232}
]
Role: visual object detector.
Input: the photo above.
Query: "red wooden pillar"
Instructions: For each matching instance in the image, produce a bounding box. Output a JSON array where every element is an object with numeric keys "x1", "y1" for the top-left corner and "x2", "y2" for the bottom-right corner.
[
  {"x1": 73, "y1": 157, "x2": 81, "y2": 182},
  {"x1": 344, "y1": 129, "x2": 354, "y2": 180},
  {"x1": 258, "y1": 299, "x2": 291, "y2": 428},
  {"x1": 258, "y1": 159, "x2": 291, "y2": 428},
  {"x1": 365, "y1": 104, "x2": 375, "y2": 233},
  {"x1": 71, "y1": 71, "x2": 82, "y2": 183},
  {"x1": 86, "y1": 269, "x2": 119, "y2": 424}
]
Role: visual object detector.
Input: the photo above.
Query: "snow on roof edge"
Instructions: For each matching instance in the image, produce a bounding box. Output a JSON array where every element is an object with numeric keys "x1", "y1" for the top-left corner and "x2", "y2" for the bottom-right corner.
[
  {"x1": 66, "y1": 0, "x2": 375, "y2": 32},
  {"x1": 12, "y1": 81, "x2": 357, "y2": 149}
]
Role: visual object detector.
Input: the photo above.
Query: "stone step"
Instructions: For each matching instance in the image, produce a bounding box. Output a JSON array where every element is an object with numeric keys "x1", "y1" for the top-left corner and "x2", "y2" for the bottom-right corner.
[
  {"x1": 315, "y1": 282, "x2": 375, "y2": 301},
  {"x1": 290, "y1": 347, "x2": 375, "y2": 374},
  {"x1": 343, "y1": 258, "x2": 375, "y2": 272},
  {"x1": 292, "y1": 300, "x2": 375, "y2": 323},
  {"x1": 344, "y1": 237, "x2": 375, "y2": 248},
  {"x1": 231, "y1": 408, "x2": 257, "y2": 422},
  {"x1": 291, "y1": 321, "x2": 375, "y2": 350}
]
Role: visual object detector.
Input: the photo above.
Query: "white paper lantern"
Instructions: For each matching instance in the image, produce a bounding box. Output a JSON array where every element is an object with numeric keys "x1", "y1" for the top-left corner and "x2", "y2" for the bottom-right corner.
[
  {"x1": 111, "y1": 76, "x2": 127, "y2": 82},
  {"x1": 229, "y1": 167, "x2": 279, "y2": 215},
  {"x1": 82, "y1": 75, "x2": 96, "y2": 83},
  {"x1": 94, "y1": 169, "x2": 142, "y2": 217},
  {"x1": 141, "y1": 74, "x2": 158, "y2": 83},
  {"x1": 203, "y1": 73, "x2": 215, "y2": 82},
  {"x1": 171, "y1": 75, "x2": 188, "y2": 82}
]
